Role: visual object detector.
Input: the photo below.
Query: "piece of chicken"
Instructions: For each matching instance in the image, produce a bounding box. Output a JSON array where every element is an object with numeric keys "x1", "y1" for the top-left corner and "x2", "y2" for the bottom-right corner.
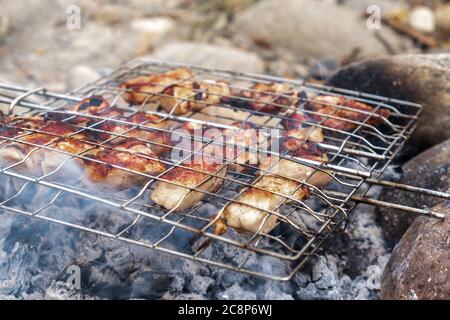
[
  {"x1": 151, "y1": 156, "x2": 228, "y2": 211},
  {"x1": 9, "y1": 115, "x2": 47, "y2": 131},
  {"x1": 0, "y1": 121, "x2": 94, "y2": 174},
  {"x1": 218, "y1": 175, "x2": 310, "y2": 234},
  {"x1": 96, "y1": 112, "x2": 172, "y2": 155},
  {"x1": 304, "y1": 95, "x2": 391, "y2": 132},
  {"x1": 225, "y1": 83, "x2": 299, "y2": 114},
  {"x1": 259, "y1": 139, "x2": 331, "y2": 189},
  {"x1": 84, "y1": 138, "x2": 166, "y2": 190},
  {"x1": 224, "y1": 122, "x2": 264, "y2": 172},
  {"x1": 120, "y1": 67, "x2": 194, "y2": 105},
  {"x1": 47, "y1": 96, "x2": 123, "y2": 126},
  {"x1": 0, "y1": 112, "x2": 22, "y2": 145},
  {"x1": 171, "y1": 121, "x2": 263, "y2": 172},
  {"x1": 216, "y1": 140, "x2": 328, "y2": 235},
  {"x1": 159, "y1": 80, "x2": 230, "y2": 115},
  {"x1": 0, "y1": 125, "x2": 19, "y2": 144},
  {"x1": 281, "y1": 112, "x2": 325, "y2": 144}
]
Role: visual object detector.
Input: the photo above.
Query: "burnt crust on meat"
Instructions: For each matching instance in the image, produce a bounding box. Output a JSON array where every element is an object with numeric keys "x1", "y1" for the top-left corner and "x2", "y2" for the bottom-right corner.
[
  {"x1": 304, "y1": 95, "x2": 391, "y2": 132},
  {"x1": 224, "y1": 83, "x2": 300, "y2": 114},
  {"x1": 159, "y1": 80, "x2": 231, "y2": 115},
  {"x1": 120, "y1": 67, "x2": 194, "y2": 105},
  {"x1": 96, "y1": 112, "x2": 172, "y2": 155},
  {"x1": 83, "y1": 138, "x2": 166, "y2": 190}
]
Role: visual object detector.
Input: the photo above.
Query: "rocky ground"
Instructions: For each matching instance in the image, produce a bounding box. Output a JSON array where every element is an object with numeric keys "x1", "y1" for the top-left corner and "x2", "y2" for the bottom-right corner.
[
  {"x1": 0, "y1": 0, "x2": 449, "y2": 90},
  {"x1": 0, "y1": 0, "x2": 449, "y2": 300}
]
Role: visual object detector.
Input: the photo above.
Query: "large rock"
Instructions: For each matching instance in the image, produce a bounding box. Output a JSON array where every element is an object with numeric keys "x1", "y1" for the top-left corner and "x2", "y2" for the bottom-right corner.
[
  {"x1": 66, "y1": 65, "x2": 100, "y2": 91},
  {"x1": 150, "y1": 41, "x2": 264, "y2": 73},
  {"x1": 342, "y1": 0, "x2": 408, "y2": 12},
  {"x1": 131, "y1": 17, "x2": 176, "y2": 55},
  {"x1": 328, "y1": 54, "x2": 450, "y2": 153},
  {"x1": 380, "y1": 202, "x2": 450, "y2": 300},
  {"x1": 376, "y1": 139, "x2": 450, "y2": 245},
  {"x1": 231, "y1": 0, "x2": 409, "y2": 60}
]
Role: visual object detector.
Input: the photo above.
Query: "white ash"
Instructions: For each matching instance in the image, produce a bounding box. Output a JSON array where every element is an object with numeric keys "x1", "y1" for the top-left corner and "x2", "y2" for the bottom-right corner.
[{"x1": 0, "y1": 165, "x2": 394, "y2": 300}]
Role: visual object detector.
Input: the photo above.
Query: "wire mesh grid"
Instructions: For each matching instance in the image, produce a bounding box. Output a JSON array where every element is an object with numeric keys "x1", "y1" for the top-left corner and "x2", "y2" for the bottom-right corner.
[{"x1": 0, "y1": 59, "x2": 422, "y2": 280}]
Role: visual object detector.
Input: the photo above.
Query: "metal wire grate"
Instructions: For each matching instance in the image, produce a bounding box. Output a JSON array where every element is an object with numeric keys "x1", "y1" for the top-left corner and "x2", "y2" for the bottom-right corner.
[{"x1": 0, "y1": 59, "x2": 445, "y2": 280}]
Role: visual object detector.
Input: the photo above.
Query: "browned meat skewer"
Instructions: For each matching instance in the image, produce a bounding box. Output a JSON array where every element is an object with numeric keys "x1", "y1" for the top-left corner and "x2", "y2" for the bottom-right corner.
[
  {"x1": 96, "y1": 112, "x2": 172, "y2": 155},
  {"x1": 120, "y1": 67, "x2": 194, "y2": 105},
  {"x1": 0, "y1": 120, "x2": 94, "y2": 175},
  {"x1": 45, "y1": 96, "x2": 124, "y2": 126},
  {"x1": 120, "y1": 67, "x2": 232, "y2": 115},
  {"x1": 216, "y1": 139, "x2": 328, "y2": 235},
  {"x1": 304, "y1": 95, "x2": 391, "y2": 132},
  {"x1": 225, "y1": 83, "x2": 299, "y2": 114},
  {"x1": 159, "y1": 80, "x2": 231, "y2": 115},
  {"x1": 83, "y1": 138, "x2": 166, "y2": 190},
  {"x1": 150, "y1": 155, "x2": 228, "y2": 211}
]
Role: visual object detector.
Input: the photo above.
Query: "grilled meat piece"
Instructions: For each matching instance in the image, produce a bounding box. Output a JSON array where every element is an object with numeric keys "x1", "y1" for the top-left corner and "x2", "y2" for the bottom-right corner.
[
  {"x1": 281, "y1": 111, "x2": 308, "y2": 131},
  {"x1": 122, "y1": 67, "x2": 233, "y2": 115},
  {"x1": 172, "y1": 121, "x2": 263, "y2": 172},
  {"x1": 159, "y1": 80, "x2": 230, "y2": 115},
  {"x1": 259, "y1": 138, "x2": 331, "y2": 188},
  {"x1": 120, "y1": 67, "x2": 194, "y2": 105},
  {"x1": 216, "y1": 140, "x2": 328, "y2": 235},
  {"x1": 0, "y1": 112, "x2": 22, "y2": 144},
  {"x1": 281, "y1": 112, "x2": 324, "y2": 143},
  {"x1": 226, "y1": 83, "x2": 299, "y2": 114},
  {"x1": 47, "y1": 96, "x2": 123, "y2": 126},
  {"x1": 224, "y1": 122, "x2": 263, "y2": 172},
  {"x1": 305, "y1": 95, "x2": 391, "y2": 132},
  {"x1": 0, "y1": 121, "x2": 94, "y2": 174},
  {"x1": 9, "y1": 116, "x2": 47, "y2": 131},
  {"x1": 219, "y1": 176, "x2": 310, "y2": 234},
  {"x1": 151, "y1": 157, "x2": 227, "y2": 211},
  {"x1": 0, "y1": 126, "x2": 20, "y2": 144},
  {"x1": 284, "y1": 128, "x2": 324, "y2": 144},
  {"x1": 0, "y1": 113, "x2": 47, "y2": 142},
  {"x1": 84, "y1": 138, "x2": 166, "y2": 190},
  {"x1": 96, "y1": 112, "x2": 172, "y2": 155}
]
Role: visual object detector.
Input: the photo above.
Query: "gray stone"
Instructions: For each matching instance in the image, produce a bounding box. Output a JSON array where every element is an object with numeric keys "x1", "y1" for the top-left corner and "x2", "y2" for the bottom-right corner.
[
  {"x1": 342, "y1": 0, "x2": 408, "y2": 13},
  {"x1": 377, "y1": 139, "x2": 450, "y2": 245},
  {"x1": 91, "y1": 4, "x2": 125, "y2": 25},
  {"x1": 66, "y1": 65, "x2": 100, "y2": 91},
  {"x1": 150, "y1": 41, "x2": 264, "y2": 73},
  {"x1": 222, "y1": 0, "x2": 256, "y2": 10},
  {"x1": 232, "y1": 0, "x2": 409, "y2": 60},
  {"x1": 381, "y1": 202, "x2": 450, "y2": 300},
  {"x1": 328, "y1": 54, "x2": 450, "y2": 153},
  {"x1": 125, "y1": 0, "x2": 184, "y2": 10},
  {"x1": 131, "y1": 17, "x2": 176, "y2": 54}
]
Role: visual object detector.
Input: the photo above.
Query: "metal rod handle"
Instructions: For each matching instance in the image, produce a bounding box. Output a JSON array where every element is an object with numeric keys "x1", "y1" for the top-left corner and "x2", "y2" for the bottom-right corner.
[
  {"x1": 365, "y1": 178, "x2": 450, "y2": 200},
  {"x1": 326, "y1": 190, "x2": 445, "y2": 220},
  {"x1": 351, "y1": 195, "x2": 446, "y2": 220}
]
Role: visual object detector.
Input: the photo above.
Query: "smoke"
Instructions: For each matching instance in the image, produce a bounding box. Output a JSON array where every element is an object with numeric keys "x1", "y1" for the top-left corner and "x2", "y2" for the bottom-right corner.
[{"x1": 0, "y1": 148, "x2": 396, "y2": 299}]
